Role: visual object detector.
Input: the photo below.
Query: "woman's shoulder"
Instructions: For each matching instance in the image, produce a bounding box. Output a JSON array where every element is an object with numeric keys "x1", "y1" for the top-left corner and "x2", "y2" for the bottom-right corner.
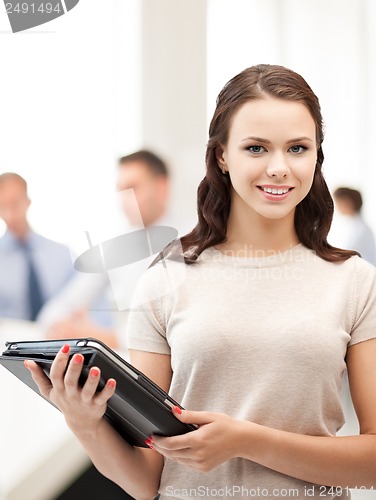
[
  {"x1": 312, "y1": 252, "x2": 376, "y2": 297},
  {"x1": 332, "y1": 253, "x2": 376, "y2": 277},
  {"x1": 349, "y1": 254, "x2": 376, "y2": 290},
  {"x1": 292, "y1": 246, "x2": 376, "y2": 289},
  {"x1": 305, "y1": 245, "x2": 374, "y2": 271}
]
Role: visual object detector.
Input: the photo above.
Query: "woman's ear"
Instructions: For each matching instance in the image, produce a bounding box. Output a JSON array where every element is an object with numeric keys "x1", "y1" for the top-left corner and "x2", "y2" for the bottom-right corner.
[{"x1": 215, "y1": 145, "x2": 228, "y2": 173}]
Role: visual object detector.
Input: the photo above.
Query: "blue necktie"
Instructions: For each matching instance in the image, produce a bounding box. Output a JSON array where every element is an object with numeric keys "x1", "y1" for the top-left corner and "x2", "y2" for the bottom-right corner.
[{"x1": 22, "y1": 242, "x2": 44, "y2": 321}]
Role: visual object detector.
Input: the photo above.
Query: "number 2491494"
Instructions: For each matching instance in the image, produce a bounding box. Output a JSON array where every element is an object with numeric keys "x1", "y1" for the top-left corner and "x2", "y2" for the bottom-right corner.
[{"x1": 5, "y1": 3, "x2": 61, "y2": 14}]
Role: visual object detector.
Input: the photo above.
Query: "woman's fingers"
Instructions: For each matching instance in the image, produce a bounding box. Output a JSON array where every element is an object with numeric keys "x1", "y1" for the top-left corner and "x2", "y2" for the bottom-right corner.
[
  {"x1": 49, "y1": 343, "x2": 71, "y2": 391},
  {"x1": 25, "y1": 359, "x2": 53, "y2": 398},
  {"x1": 81, "y1": 367, "x2": 102, "y2": 401},
  {"x1": 65, "y1": 361, "x2": 117, "y2": 405},
  {"x1": 26, "y1": 344, "x2": 117, "y2": 409},
  {"x1": 64, "y1": 353, "x2": 85, "y2": 397},
  {"x1": 94, "y1": 378, "x2": 117, "y2": 406}
]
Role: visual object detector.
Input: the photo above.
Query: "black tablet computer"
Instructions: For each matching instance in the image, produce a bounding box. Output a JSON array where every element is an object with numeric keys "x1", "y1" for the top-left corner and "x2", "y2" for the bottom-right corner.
[{"x1": 0, "y1": 338, "x2": 196, "y2": 447}]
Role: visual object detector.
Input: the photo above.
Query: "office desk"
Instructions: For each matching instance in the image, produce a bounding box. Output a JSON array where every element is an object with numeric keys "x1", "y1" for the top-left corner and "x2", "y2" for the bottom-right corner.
[{"x1": 0, "y1": 319, "x2": 89, "y2": 500}]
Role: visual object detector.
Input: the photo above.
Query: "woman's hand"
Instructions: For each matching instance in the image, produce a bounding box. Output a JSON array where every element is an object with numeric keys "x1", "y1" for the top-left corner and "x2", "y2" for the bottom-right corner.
[
  {"x1": 149, "y1": 407, "x2": 244, "y2": 472},
  {"x1": 25, "y1": 344, "x2": 116, "y2": 436}
]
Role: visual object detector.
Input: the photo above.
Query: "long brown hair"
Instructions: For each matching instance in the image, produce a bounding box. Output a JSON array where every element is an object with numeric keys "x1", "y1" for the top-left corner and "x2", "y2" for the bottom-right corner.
[{"x1": 180, "y1": 64, "x2": 358, "y2": 263}]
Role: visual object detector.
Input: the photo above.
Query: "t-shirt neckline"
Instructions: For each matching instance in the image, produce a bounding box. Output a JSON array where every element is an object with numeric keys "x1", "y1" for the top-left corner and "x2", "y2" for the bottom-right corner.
[{"x1": 203, "y1": 243, "x2": 306, "y2": 268}]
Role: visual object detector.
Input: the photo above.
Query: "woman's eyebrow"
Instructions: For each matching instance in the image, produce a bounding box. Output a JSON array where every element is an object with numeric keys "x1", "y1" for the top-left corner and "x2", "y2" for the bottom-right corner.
[
  {"x1": 241, "y1": 136, "x2": 314, "y2": 143},
  {"x1": 286, "y1": 137, "x2": 314, "y2": 144},
  {"x1": 241, "y1": 136, "x2": 270, "y2": 143}
]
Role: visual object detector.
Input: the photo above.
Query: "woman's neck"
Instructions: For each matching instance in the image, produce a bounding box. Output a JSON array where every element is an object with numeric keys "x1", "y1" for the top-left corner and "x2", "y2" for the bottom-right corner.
[{"x1": 217, "y1": 210, "x2": 299, "y2": 257}]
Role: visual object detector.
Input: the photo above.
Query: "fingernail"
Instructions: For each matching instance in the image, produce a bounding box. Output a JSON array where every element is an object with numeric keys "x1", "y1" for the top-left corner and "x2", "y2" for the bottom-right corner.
[
  {"x1": 148, "y1": 435, "x2": 153, "y2": 442},
  {"x1": 145, "y1": 439, "x2": 152, "y2": 447},
  {"x1": 90, "y1": 368, "x2": 99, "y2": 378},
  {"x1": 61, "y1": 344, "x2": 70, "y2": 354},
  {"x1": 173, "y1": 405, "x2": 182, "y2": 414},
  {"x1": 107, "y1": 379, "x2": 116, "y2": 388},
  {"x1": 24, "y1": 360, "x2": 29, "y2": 369},
  {"x1": 73, "y1": 354, "x2": 83, "y2": 364}
]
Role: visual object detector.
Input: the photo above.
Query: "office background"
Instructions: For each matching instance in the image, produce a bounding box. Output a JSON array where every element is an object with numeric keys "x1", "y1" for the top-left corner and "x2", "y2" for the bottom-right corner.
[{"x1": 1, "y1": 0, "x2": 375, "y2": 254}]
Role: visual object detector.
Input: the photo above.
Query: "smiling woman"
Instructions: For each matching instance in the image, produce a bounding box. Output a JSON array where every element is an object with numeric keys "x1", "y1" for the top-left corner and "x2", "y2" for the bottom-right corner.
[{"x1": 26, "y1": 64, "x2": 376, "y2": 500}]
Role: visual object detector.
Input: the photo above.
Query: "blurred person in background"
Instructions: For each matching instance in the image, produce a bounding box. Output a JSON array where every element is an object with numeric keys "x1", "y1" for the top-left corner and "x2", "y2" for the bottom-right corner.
[
  {"x1": 329, "y1": 187, "x2": 376, "y2": 266},
  {"x1": 0, "y1": 172, "x2": 75, "y2": 321},
  {"x1": 40, "y1": 150, "x2": 190, "y2": 348}
]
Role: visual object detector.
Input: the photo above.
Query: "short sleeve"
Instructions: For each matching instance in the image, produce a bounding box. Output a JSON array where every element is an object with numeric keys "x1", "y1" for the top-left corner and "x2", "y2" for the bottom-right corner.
[
  {"x1": 348, "y1": 257, "x2": 376, "y2": 346},
  {"x1": 126, "y1": 263, "x2": 171, "y2": 355}
]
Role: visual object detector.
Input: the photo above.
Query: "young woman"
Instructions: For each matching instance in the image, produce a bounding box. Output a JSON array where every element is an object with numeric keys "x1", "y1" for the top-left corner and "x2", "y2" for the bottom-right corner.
[{"x1": 27, "y1": 65, "x2": 376, "y2": 499}]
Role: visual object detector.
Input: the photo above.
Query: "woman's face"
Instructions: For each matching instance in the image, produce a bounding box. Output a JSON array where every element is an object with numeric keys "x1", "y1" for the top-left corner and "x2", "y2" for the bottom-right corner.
[{"x1": 219, "y1": 96, "x2": 318, "y2": 223}]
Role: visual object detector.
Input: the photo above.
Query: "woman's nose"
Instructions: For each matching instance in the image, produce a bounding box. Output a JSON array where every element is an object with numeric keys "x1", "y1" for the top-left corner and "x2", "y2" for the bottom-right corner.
[{"x1": 266, "y1": 153, "x2": 290, "y2": 178}]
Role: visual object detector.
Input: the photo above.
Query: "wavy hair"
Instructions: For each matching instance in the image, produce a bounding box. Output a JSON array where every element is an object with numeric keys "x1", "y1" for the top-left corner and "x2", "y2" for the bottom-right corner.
[{"x1": 179, "y1": 64, "x2": 358, "y2": 263}]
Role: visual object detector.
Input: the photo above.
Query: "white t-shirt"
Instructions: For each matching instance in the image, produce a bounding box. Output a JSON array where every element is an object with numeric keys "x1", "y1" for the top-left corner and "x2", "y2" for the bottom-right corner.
[{"x1": 127, "y1": 244, "x2": 376, "y2": 499}]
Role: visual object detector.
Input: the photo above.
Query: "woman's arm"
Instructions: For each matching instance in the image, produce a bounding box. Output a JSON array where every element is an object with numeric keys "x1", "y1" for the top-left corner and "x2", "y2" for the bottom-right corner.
[
  {"x1": 151, "y1": 338, "x2": 376, "y2": 489},
  {"x1": 27, "y1": 347, "x2": 171, "y2": 500}
]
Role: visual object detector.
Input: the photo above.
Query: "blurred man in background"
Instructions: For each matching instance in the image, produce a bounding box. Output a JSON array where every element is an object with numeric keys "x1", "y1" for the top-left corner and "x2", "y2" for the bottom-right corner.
[
  {"x1": 330, "y1": 187, "x2": 376, "y2": 266},
  {"x1": 0, "y1": 172, "x2": 75, "y2": 321}
]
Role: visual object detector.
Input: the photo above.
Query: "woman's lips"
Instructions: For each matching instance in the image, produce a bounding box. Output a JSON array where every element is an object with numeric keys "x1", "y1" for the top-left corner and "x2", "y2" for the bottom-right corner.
[{"x1": 257, "y1": 185, "x2": 294, "y2": 201}]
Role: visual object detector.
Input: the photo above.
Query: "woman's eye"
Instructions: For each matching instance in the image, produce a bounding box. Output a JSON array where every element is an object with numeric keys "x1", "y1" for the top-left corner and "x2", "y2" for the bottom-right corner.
[
  {"x1": 289, "y1": 145, "x2": 307, "y2": 154},
  {"x1": 248, "y1": 145, "x2": 265, "y2": 154}
]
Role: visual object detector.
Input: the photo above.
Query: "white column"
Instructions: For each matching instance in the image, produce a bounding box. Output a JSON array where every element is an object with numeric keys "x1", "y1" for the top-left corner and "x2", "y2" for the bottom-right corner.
[{"x1": 141, "y1": 0, "x2": 208, "y2": 223}]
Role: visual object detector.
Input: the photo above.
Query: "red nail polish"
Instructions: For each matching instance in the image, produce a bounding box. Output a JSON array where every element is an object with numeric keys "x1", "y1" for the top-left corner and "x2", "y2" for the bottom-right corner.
[
  {"x1": 173, "y1": 405, "x2": 182, "y2": 414},
  {"x1": 145, "y1": 439, "x2": 152, "y2": 447},
  {"x1": 61, "y1": 344, "x2": 70, "y2": 354},
  {"x1": 73, "y1": 354, "x2": 83, "y2": 364},
  {"x1": 91, "y1": 368, "x2": 99, "y2": 377},
  {"x1": 148, "y1": 435, "x2": 154, "y2": 442},
  {"x1": 108, "y1": 379, "x2": 116, "y2": 388}
]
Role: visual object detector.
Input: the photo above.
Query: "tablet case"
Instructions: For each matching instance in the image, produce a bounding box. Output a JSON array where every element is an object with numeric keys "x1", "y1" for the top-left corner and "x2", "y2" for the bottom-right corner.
[{"x1": 0, "y1": 338, "x2": 195, "y2": 447}]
